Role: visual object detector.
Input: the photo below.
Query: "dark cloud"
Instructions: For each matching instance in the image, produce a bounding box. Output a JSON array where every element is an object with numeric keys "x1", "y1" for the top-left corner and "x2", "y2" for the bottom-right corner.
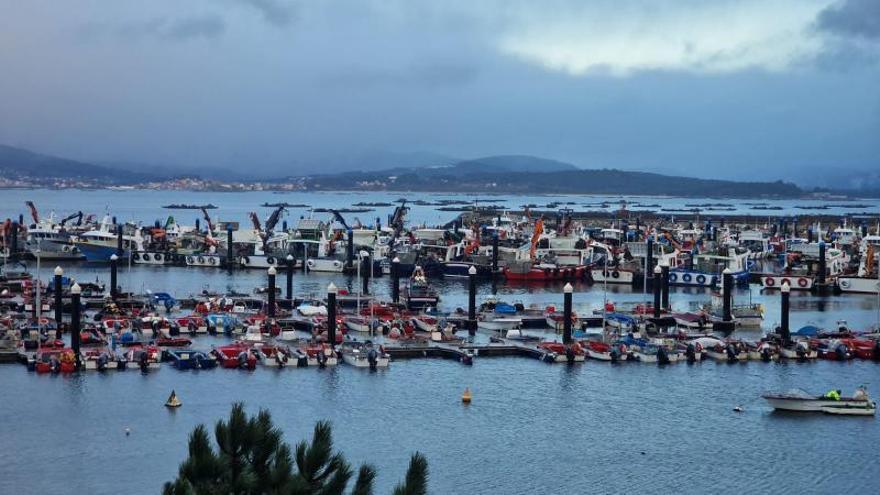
[
  {"x1": 816, "y1": 0, "x2": 880, "y2": 38},
  {"x1": 80, "y1": 15, "x2": 226, "y2": 42},
  {"x1": 165, "y1": 16, "x2": 226, "y2": 40},
  {"x1": 237, "y1": 0, "x2": 296, "y2": 27}
]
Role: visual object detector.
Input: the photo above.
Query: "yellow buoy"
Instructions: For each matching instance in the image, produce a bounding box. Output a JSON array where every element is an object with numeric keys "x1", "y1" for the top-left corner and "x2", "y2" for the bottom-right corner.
[
  {"x1": 461, "y1": 387, "x2": 472, "y2": 404},
  {"x1": 165, "y1": 390, "x2": 182, "y2": 408}
]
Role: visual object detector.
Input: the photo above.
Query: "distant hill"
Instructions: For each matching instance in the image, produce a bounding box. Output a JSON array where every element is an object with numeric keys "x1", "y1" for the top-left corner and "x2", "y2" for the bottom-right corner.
[
  {"x1": 451, "y1": 155, "x2": 579, "y2": 173},
  {"x1": 303, "y1": 162, "x2": 804, "y2": 198},
  {"x1": 0, "y1": 144, "x2": 156, "y2": 183}
]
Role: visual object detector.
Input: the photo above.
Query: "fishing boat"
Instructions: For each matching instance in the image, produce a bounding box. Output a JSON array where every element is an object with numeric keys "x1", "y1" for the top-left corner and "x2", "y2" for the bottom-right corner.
[
  {"x1": 477, "y1": 313, "x2": 522, "y2": 331},
  {"x1": 538, "y1": 342, "x2": 585, "y2": 362},
  {"x1": 212, "y1": 343, "x2": 257, "y2": 370},
  {"x1": 73, "y1": 215, "x2": 146, "y2": 262},
  {"x1": 34, "y1": 348, "x2": 77, "y2": 374},
  {"x1": 763, "y1": 388, "x2": 875, "y2": 415},
  {"x1": 403, "y1": 267, "x2": 439, "y2": 310}
]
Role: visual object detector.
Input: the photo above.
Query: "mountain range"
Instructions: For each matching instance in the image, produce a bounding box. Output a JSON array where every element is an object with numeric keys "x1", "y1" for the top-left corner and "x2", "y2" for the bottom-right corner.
[{"x1": 1, "y1": 143, "x2": 872, "y2": 197}]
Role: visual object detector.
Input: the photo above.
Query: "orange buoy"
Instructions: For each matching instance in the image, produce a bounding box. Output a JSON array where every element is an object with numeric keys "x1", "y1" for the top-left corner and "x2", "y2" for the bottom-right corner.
[{"x1": 461, "y1": 387, "x2": 472, "y2": 404}]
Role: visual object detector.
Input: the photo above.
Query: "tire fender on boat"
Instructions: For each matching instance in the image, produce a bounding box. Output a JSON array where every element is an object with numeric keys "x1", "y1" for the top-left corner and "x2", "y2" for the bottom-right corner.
[
  {"x1": 695, "y1": 274, "x2": 706, "y2": 285},
  {"x1": 187, "y1": 256, "x2": 195, "y2": 265},
  {"x1": 133, "y1": 253, "x2": 141, "y2": 261},
  {"x1": 798, "y1": 277, "x2": 809, "y2": 288},
  {"x1": 210, "y1": 256, "x2": 218, "y2": 265}
]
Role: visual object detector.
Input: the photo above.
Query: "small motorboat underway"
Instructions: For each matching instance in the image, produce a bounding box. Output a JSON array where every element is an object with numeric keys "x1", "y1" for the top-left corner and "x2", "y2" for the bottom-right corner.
[{"x1": 763, "y1": 387, "x2": 875, "y2": 415}]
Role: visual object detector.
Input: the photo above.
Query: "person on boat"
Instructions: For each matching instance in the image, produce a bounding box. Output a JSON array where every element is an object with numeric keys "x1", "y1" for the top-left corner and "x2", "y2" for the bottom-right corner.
[
  {"x1": 854, "y1": 387, "x2": 868, "y2": 400},
  {"x1": 823, "y1": 389, "x2": 841, "y2": 401}
]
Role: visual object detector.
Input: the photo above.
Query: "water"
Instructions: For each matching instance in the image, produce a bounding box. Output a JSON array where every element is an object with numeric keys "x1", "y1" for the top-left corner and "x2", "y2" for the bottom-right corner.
[
  {"x1": 2, "y1": 189, "x2": 879, "y2": 228},
  {"x1": 2, "y1": 189, "x2": 880, "y2": 493}
]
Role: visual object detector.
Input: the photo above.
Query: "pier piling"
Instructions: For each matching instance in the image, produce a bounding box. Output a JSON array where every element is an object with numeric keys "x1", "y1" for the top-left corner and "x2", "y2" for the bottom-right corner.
[
  {"x1": 491, "y1": 232, "x2": 499, "y2": 278},
  {"x1": 391, "y1": 257, "x2": 400, "y2": 304},
  {"x1": 346, "y1": 228, "x2": 354, "y2": 271},
  {"x1": 817, "y1": 241, "x2": 828, "y2": 295},
  {"x1": 110, "y1": 254, "x2": 118, "y2": 300},
  {"x1": 722, "y1": 268, "x2": 733, "y2": 322},
  {"x1": 53, "y1": 267, "x2": 63, "y2": 331},
  {"x1": 285, "y1": 254, "x2": 294, "y2": 302},
  {"x1": 71, "y1": 283, "x2": 82, "y2": 368},
  {"x1": 660, "y1": 261, "x2": 670, "y2": 311},
  {"x1": 10, "y1": 221, "x2": 18, "y2": 258},
  {"x1": 116, "y1": 224, "x2": 123, "y2": 256},
  {"x1": 267, "y1": 266, "x2": 276, "y2": 318},
  {"x1": 468, "y1": 265, "x2": 477, "y2": 336},
  {"x1": 327, "y1": 283, "x2": 338, "y2": 346},
  {"x1": 226, "y1": 227, "x2": 234, "y2": 269},
  {"x1": 653, "y1": 265, "x2": 662, "y2": 318},
  {"x1": 646, "y1": 238, "x2": 654, "y2": 287},
  {"x1": 780, "y1": 282, "x2": 791, "y2": 344},
  {"x1": 361, "y1": 251, "x2": 370, "y2": 295},
  {"x1": 562, "y1": 283, "x2": 573, "y2": 345}
]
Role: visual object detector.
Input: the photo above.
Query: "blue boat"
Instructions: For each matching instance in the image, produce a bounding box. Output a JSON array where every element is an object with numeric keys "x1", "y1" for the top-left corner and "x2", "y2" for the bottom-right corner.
[{"x1": 166, "y1": 349, "x2": 217, "y2": 370}]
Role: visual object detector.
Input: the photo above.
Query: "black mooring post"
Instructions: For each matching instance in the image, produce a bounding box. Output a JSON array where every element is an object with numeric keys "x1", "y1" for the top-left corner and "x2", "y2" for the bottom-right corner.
[
  {"x1": 661, "y1": 263, "x2": 670, "y2": 311},
  {"x1": 818, "y1": 241, "x2": 827, "y2": 287},
  {"x1": 391, "y1": 257, "x2": 400, "y2": 304},
  {"x1": 722, "y1": 268, "x2": 733, "y2": 322},
  {"x1": 361, "y1": 253, "x2": 370, "y2": 295},
  {"x1": 116, "y1": 224, "x2": 123, "y2": 256},
  {"x1": 492, "y1": 232, "x2": 499, "y2": 277},
  {"x1": 653, "y1": 265, "x2": 662, "y2": 318},
  {"x1": 327, "y1": 285, "x2": 337, "y2": 346},
  {"x1": 267, "y1": 267, "x2": 276, "y2": 318},
  {"x1": 71, "y1": 284, "x2": 82, "y2": 368},
  {"x1": 10, "y1": 221, "x2": 18, "y2": 258},
  {"x1": 110, "y1": 254, "x2": 118, "y2": 300},
  {"x1": 53, "y1": 267, "x2": 63, "y2": 328},
  {"x1": 562, "y1": 284, "x2": 573, "y2": 345},
  {"x1": 346, "y1": 228, "x2": 354, "y2": 271},
  {"x1": 226, "y1": 227, "x2": 234, "y2": 269},
  {"x1": 781, "y1": 283, "x2": 791, "y2": 344},
  {"x1": 285, "y1": 254, "x2": 294, "y2": 302},
  {"x1": 468, "y1": 266, "x2": 477, "y2": 336},
  {"x1": 646, "y1": 238, "x2": 654, "y2": 287}
]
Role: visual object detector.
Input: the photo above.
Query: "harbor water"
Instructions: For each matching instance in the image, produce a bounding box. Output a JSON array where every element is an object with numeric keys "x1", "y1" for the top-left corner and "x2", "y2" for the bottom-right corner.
[{"x1": 1, "y1": 189, "x2": 879, "y2": 494}]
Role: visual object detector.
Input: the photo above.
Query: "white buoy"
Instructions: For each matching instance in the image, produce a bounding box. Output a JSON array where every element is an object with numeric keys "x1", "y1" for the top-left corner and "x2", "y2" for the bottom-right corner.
[
  {"x1": 125, "y1": 427, "x2": 131, "y2": 436},
  {"x1": 733, "y1": 406, "x2": 743, "y2": 412}
]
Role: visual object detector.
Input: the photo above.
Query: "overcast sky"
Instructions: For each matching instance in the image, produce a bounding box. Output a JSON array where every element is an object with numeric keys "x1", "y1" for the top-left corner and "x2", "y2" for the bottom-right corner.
[{"x1": 0, "y1": 0, "x2": 878, "y2": 182}]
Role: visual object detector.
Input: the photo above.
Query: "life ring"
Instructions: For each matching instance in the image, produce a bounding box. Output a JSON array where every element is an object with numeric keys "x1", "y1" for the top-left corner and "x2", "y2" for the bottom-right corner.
[
  {"x1": 209, "y1": 256, "x2": 218, "y2": 265},
  {"x1": 267, "y1": 256, "x2": 276, "y2": 265},
  {"x1": 133, "y1": 253, "x2": 141, "y2": 261},
  {"x1": 197, "y1": 256, "x2": 205, "y2": 264},
  {"x1": 143, "y1": 253, "x2": 151, "y2": 261},
  {"x1": 797, "y1": 277, "x2": 809, "y2": 288},
  {"x1": 187, "y1": 256, "x2": 195, "y2": 264},
  {"x1": 669, "y1": 273, "x2": 678, "y2": 283},
  {"x1": 780, "y1": 278, "x2": 791, "y2": 288},
  {"x1": 695, "y1": 274, "x2": 706, "y2": 285},
  {"x1": 839, "y1": 279, "x2": 850, "y2": 289},
  {"x1": 611, "y1": 271, "x2": 620, "y2": 279},
  {"x1": 155, "y1": 253, "x2": 163, "y2": 262},
  {"x1": 764, "y1": 277, "x2": 775, "y2": 287},
  {"x1": 682, "y1": 273, "x2": 692, "y2": 283}
]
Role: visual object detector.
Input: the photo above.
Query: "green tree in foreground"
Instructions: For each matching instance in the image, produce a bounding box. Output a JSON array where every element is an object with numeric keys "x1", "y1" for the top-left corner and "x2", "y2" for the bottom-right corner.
[{"x1": 163, "y1": 403, "x2": 428, "y2": 495}]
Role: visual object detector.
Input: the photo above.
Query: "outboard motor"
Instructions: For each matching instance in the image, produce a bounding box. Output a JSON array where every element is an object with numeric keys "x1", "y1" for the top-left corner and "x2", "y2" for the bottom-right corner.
[
  {"x1": 97, "y1": 353, "x2": 109, "y2": 371},
  {"x1": 316, "y1": 350, "x2": 328, "y2": 368},
  {"x1": 461, "y1": 353, "x2": 473, "y2": 366},
  {"x1": 726, "y1": 343, "x2": 738, "y2": 363},
  {"x1": 761, "y1": 346, "x2": 772, "y2": 362},
  {"x1": 207, "y1": 324, "x2": 217, "y2": 336},
  {"x1": 874, "y1": 340, "x2": 880, "y2": 362},
  {"x1": 796, "y1": 345, "x2": 807, "y2": 362},
  {"x1": 139, "y1": 351, "x2": 149, "y2": 372},
  {"x1": 610, "y1": 347, "x2": 620, "y2": 363},
  {"x1": 685, "y1": 343, "x2": 696, "y2": 364},
  {"x1": 657, "y1": 346, "x2": 670, "y2": 365},
  {"x1": 170, "y1": 324, "x2": 180, "y2": 337},
  {"x1": 835, "y1": 344, "x2": 848, "y2": 361},
  {"x1": 237, "y1": 351, "x2": 248, "y2": 369},
  {"x1": 50, "y1": 357, "x2": 61, "y2": 374},
  {"x1": 565, "y1": 345, "x2": 576, "y2": 364},
  {"x1": 543, "y1": 353, "x2": 557, "y2": 364},
  {"x1": 367, "y1": 348, "x2": 379, "y2": 370}
]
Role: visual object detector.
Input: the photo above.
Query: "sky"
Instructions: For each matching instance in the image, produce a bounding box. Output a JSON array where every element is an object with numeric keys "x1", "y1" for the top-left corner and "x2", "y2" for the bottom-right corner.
[{"x1": 0, "y1": 0, "x2": 878, "y2": 184}]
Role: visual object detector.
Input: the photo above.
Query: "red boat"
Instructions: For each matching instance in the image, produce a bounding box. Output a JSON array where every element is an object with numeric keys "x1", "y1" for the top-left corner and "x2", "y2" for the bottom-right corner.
[
  {"x1": 504, "y1": 264, "x2": 586, "y2": 282},
  {"x1": 842, "y1": 338, "x2": 877, "y2": 360},
  {"x1": 34, "y1": 348, "x2": 77, "y2": 374},
  {"x1": 212, "y1": 343, "x2": 257, "y2": 369},
  {"x1": 176, "y1": 315, "x2": 206, "y2": 333},
  {"x1": 538, "y1": 341, "x2": 585, "y2": 362},
  {"x1": 155, "y1": 336, "x2": 192, "y2": 348}
]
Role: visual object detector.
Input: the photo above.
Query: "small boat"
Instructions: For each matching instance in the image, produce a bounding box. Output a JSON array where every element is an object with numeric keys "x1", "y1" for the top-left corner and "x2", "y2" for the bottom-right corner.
[
  {"x1": 212, "y1": 343, "x2": 257, "y2": 370},
  {"x1": 339, "y1": 341, "x2": 389, "y2": 368},
  {"x1": 166, "y1": 349, "x2": 217, "y2": 370},
  {"x1": 583, "y1": 341, "x2": 627, "y2": 362},
  {"x1": 477, "y1": 314, "x2": 522, "y2": 331},
  {"x1": 410, "y1": 315, "x2": 439, "y2": 333},
  {"x1": 344, "y1": 316, "x2": 373, "y2": 333},
  {"x1": 538, "y1": 342, "x2": 585, "y2": 363},
  {"x1": 763, "y1": 388, "x2": 875, "y2": 415}
]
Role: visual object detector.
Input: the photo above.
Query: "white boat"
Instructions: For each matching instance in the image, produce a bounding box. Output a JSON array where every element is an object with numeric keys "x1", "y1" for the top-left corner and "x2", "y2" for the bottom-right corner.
[
  {"x1": 340, "y1": 342, "x2": 389, "y2": 368},
  {"x1": 344, "y1": 316, "x2": 373, "y2": 333},
  {"x1": 763, "y1": 388, "x2": 875, "y2": 414},
  {"x1": 477, "y1": 315, "x2": 522, "y2": 331},
  {"x1": 778, "y1": 342, "x2": 818, "y2": 360},
  {"x1": 132, "y1": 251, "x2": 171, "y2": 265},
  {"x1": 410, "y1": 315, "x2": 439, "y2": 333},
  {"x1": 306, "y1": 258, "x2": 345, "y2": 273}
]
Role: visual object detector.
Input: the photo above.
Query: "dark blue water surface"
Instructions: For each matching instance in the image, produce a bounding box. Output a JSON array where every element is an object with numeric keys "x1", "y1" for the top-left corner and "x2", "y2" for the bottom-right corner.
[{"x1": 1, "y1": 190, "x2": 879, "y2": 494}]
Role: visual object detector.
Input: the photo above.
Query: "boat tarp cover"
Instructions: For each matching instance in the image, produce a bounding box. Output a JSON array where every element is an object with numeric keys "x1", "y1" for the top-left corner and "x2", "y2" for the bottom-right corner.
[{"x1": 794, "y1": 325, "x2": 819, "y2": 336}]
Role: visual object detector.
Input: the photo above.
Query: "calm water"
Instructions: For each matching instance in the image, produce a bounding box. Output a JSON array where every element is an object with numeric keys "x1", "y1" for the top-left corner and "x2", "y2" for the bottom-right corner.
[{"x1": 2, "y1": 189, "x2": 880, "y2": 494}]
